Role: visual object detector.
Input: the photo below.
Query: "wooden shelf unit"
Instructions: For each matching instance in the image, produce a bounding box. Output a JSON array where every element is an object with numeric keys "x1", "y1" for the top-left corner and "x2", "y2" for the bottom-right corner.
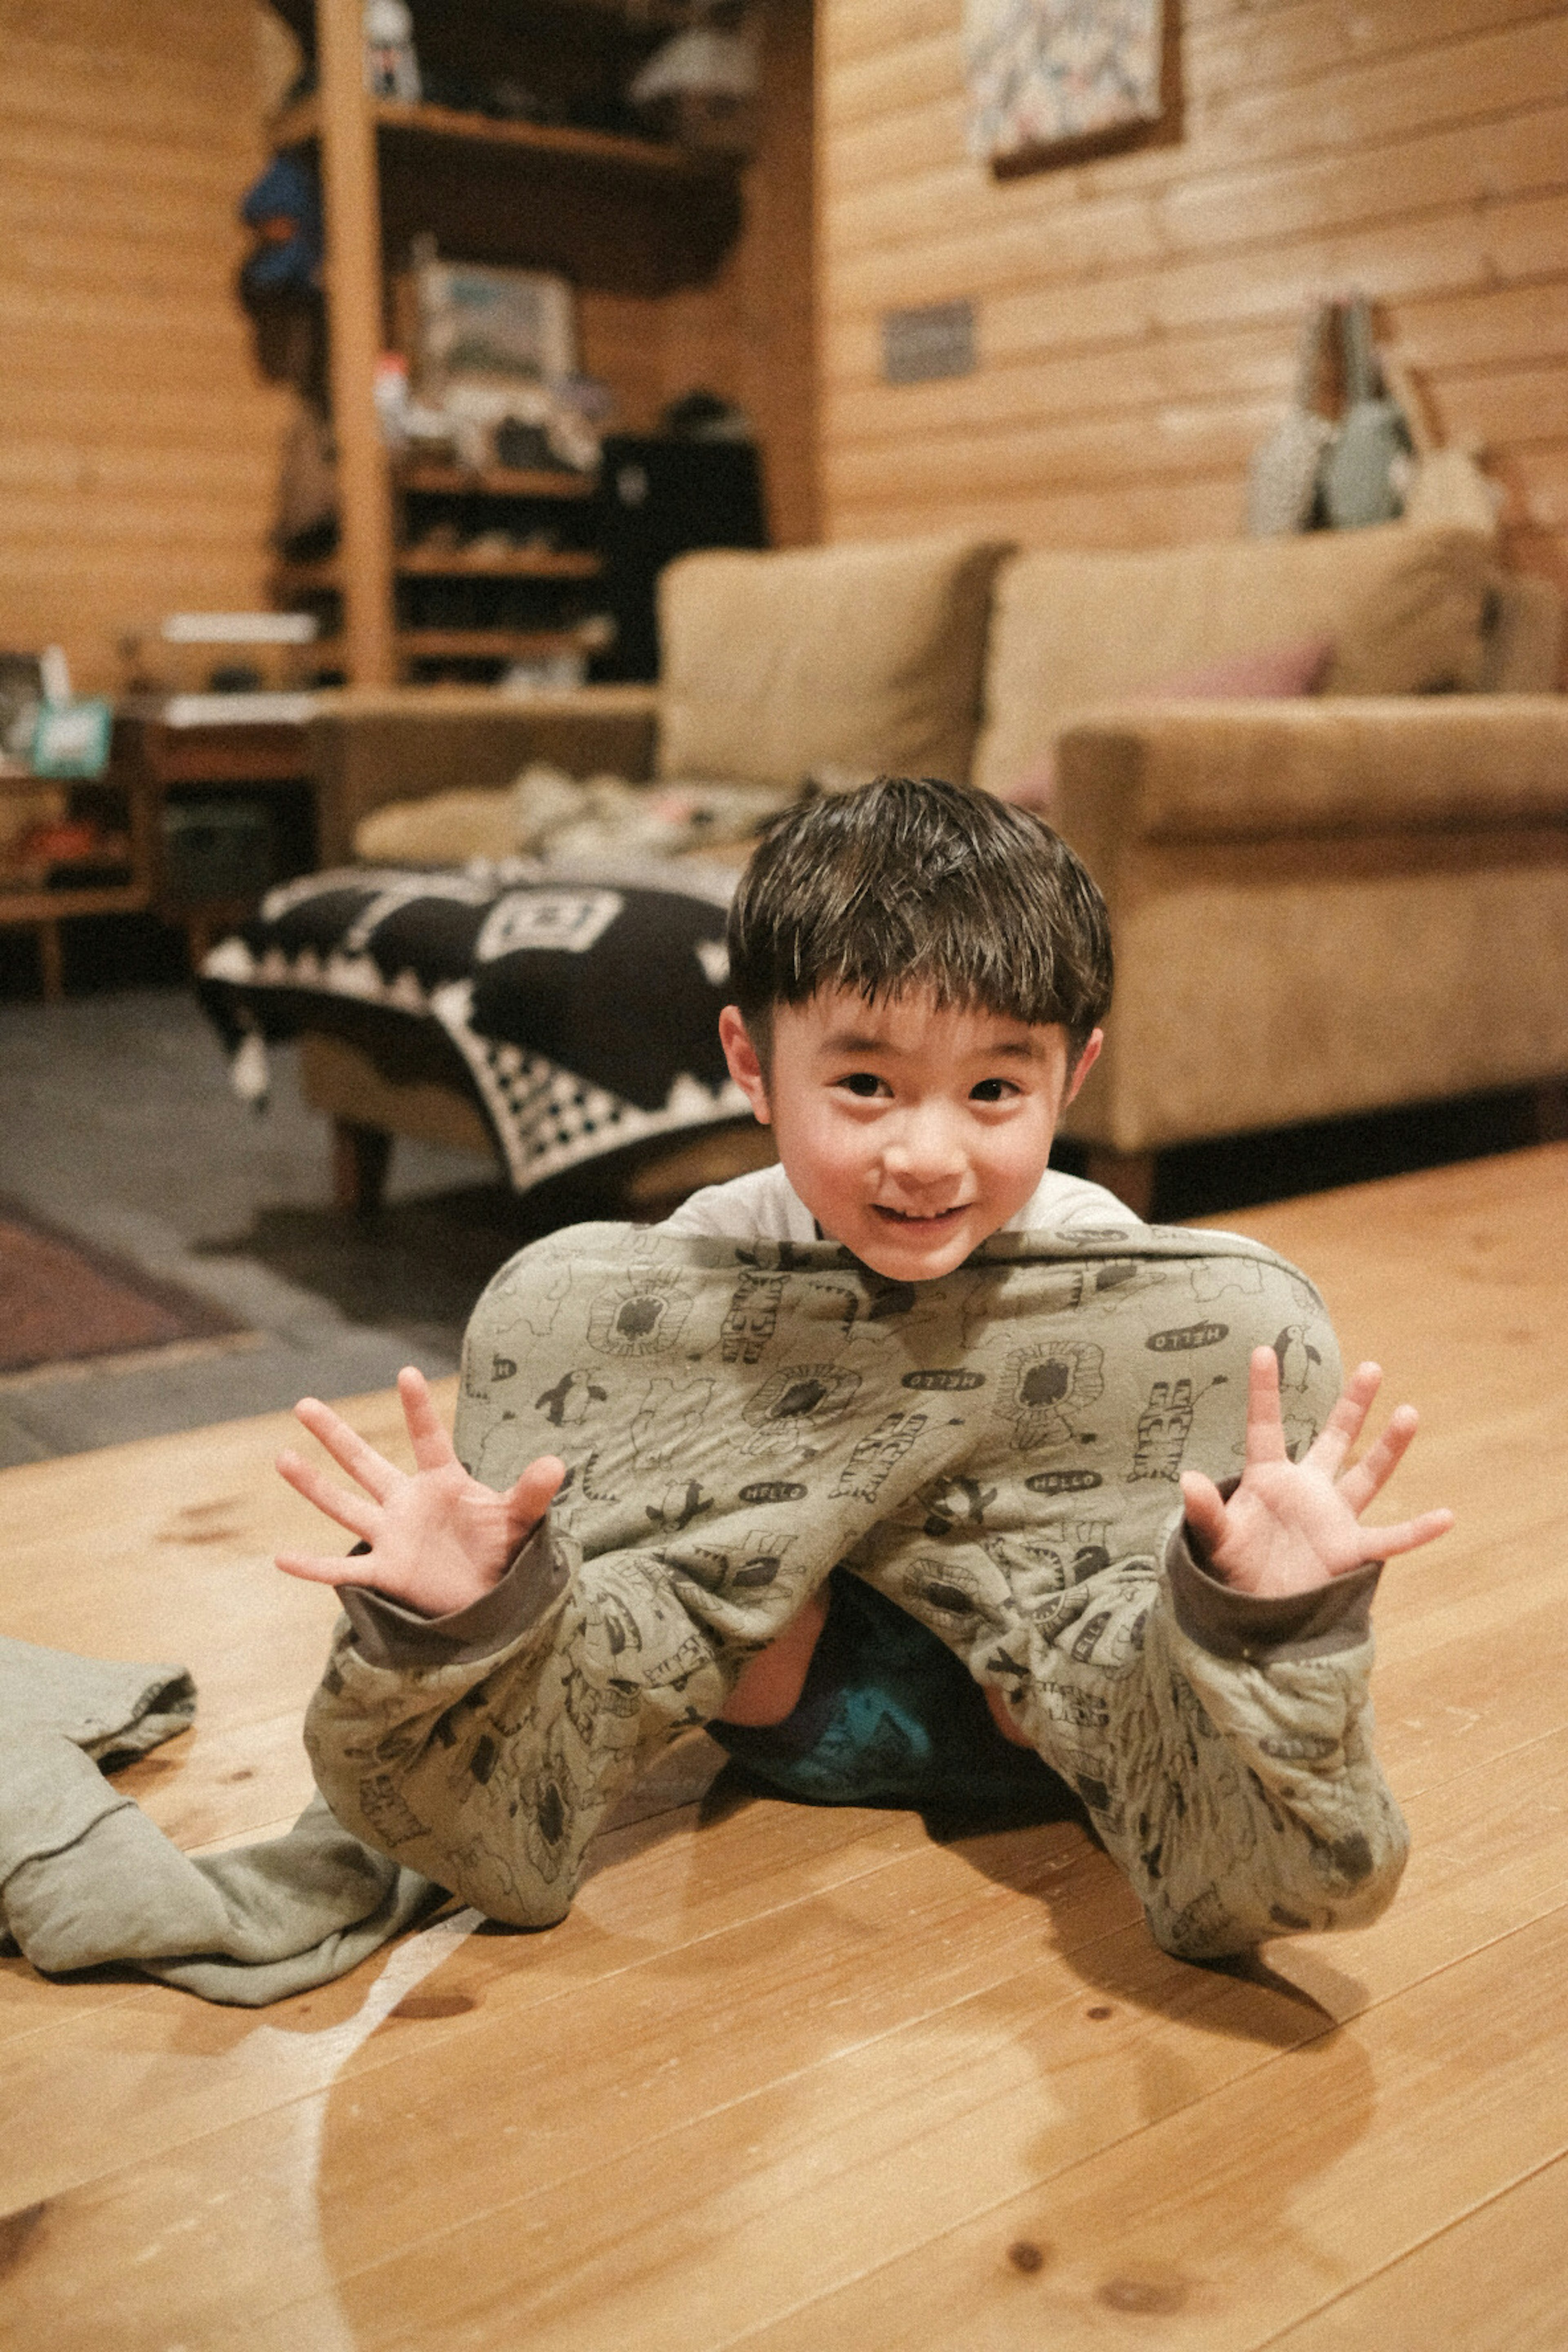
[
  {"x1": 272, "y1": 0, "x2": 748, "y2": 686},
  {"x1": 0, "y1": 770, "x2": 152, "y2": 999},
  {"x1": 281, "y1": 456, "x2": 608, "y2": 678},
  {"x1": 0, "y1": 713, "x2": 315, "y2": 996}
]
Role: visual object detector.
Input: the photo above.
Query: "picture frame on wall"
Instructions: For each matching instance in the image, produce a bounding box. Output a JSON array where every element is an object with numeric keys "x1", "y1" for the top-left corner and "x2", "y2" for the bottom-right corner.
[{"x1": 964, "y1": 0, "x2": 1168, "y2": 177}]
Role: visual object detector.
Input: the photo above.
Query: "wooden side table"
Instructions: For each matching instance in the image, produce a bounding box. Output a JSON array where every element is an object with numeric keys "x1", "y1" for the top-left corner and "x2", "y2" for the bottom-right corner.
[
  {"x1": 109, "y1": 708, "x2": 316, "y2": 966},
  {"x1": 0, "y1": 768, "x2": 156, "y2": 1001},
  {"x1": 0, "y1": 710, "x2": 316, "y2": 997}
]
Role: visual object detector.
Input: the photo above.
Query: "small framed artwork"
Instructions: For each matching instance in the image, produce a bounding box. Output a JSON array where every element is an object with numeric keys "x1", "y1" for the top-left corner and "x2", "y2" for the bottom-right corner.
[{"x1": 964, "y1": 0, "x2": 1173, "y2": 178}]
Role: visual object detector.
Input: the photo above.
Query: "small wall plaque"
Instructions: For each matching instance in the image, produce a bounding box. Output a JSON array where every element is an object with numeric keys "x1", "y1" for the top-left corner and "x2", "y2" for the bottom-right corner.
[{"x1": 882, "y1": 300, "x2": 976, "y2": 385}]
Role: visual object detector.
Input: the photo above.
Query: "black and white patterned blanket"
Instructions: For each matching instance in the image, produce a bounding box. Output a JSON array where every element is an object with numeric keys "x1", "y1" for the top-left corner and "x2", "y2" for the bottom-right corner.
[{"x1": 198, "y1": 860, "x2": 748, "y2": 1194}]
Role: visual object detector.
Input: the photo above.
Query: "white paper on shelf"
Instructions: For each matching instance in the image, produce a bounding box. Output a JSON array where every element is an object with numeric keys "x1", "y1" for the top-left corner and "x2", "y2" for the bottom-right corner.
[
  {"x1": 160, "y1": 612, "x2": 319, "y2": 645},
  {"x1": 160, "y1": 693, "x2": 318, "y2": 728}
]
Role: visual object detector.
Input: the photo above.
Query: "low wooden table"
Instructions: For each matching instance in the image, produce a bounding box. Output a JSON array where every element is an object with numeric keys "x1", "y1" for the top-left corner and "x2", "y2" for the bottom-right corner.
[
  {"x1": 4, "y1": 1147, "x2": 1567, "y2": 2350},
  {"x1": 0, "y1": 765, "x2": 160, "y2": 1002},
  {"x1": 0, "y1": 709, "x2": 314, "y2": 997}
]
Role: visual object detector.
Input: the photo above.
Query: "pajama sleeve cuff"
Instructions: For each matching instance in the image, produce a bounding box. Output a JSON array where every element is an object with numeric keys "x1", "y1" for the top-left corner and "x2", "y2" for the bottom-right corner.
[
  {"x1": 1166, "y1": 1519, "x2": 1382, "y2": 1665},
  {"x1": 336, "y1": 1517, "x2": 571, "y2": 1671}
]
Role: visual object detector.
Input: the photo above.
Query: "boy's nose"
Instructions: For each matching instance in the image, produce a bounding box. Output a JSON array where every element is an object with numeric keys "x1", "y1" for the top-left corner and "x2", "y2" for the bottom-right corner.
[{"x1": 882, "y1": 1106, "x2": 968, "y2": 1187}]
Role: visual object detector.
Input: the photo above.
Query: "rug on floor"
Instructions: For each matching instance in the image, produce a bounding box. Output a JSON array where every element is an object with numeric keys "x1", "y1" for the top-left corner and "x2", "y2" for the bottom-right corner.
[{"x1": 0, "y1": 1198, "x2": 248, "y2": 1376}]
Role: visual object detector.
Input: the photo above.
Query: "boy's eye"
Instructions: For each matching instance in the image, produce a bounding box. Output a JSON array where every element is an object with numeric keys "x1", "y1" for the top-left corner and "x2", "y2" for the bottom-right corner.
[
  {"x1": 838, "y1": 1071, "x2": 885, "y2": 1098},
  {"x1": 970, "y1": 1078, "x2": 1019, "y2": 1103}
]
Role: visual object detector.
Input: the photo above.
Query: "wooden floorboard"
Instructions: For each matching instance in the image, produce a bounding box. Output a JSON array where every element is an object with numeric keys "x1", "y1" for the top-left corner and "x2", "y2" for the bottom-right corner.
[{"x1": 1, "y1": 1143, "x2": 1564, "y2": 2348}]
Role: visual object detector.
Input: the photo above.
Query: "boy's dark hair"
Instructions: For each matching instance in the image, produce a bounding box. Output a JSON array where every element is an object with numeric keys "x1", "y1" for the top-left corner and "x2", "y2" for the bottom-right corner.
[{"x1": 726, "y1": 775, "x2": 1112, "y2": 1062}]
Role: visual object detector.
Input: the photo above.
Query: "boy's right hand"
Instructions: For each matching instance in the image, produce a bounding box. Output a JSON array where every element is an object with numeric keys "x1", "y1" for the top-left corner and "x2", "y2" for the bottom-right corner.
[
  {"x1": 1180, "y1": 1347, "x2": 1452, "y2": 1599},
  {"x1": 275, "y1": 1365, "x2": 565, "y2": 1620}
]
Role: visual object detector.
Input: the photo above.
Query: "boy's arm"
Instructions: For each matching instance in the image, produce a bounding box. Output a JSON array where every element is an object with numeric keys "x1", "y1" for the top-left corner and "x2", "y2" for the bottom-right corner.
[
  {"x1": 857, "y1": 1350, "x2": 1450, "y2": 1960},
  {"x1": 1065, "y1": 1336, "x2": 1447, "y2": 1953}
]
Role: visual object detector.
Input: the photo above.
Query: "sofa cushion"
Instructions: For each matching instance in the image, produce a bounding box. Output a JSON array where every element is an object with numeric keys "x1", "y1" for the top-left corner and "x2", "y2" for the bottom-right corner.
[
  {"x1": 971, "y1": 523, "x2": 1495, "y2": 801},
  {"x1": 657, "y1": 535, "x2": 1011, "y2": 790},
  {"x1": 1004, "y1": 634, "x2": 1334, "y2": 811}
]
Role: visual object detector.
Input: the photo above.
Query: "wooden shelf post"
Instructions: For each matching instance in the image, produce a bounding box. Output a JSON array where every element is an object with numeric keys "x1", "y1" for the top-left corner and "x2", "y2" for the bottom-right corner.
[{"x1": 315, "y1": 0, "x2": 396, "y2": 687}]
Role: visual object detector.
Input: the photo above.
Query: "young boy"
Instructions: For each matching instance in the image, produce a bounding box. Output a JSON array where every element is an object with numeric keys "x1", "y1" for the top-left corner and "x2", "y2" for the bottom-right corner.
[{"x1": 277, "y1": 778, "x2": 1450, "y2": 1958}]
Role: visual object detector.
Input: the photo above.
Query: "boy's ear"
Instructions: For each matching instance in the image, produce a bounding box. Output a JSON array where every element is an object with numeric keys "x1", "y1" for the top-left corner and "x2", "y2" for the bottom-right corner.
[
  {"x1": 719, "y1": 1005, "x2": 773, "y2": 1125},
  {"x1": 1063, "y1": 1027, "x2": 1103, "y2": 1108}
]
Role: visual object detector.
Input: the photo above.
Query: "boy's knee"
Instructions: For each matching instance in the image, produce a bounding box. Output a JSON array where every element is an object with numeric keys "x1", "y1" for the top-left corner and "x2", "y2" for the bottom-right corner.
[
  {"x1": 716, "y1": 1586, "x2": 831, "y2": 1727},
  {"x1": 1148, "y1": 1800, "x2": 1409, "y2": 1961}
]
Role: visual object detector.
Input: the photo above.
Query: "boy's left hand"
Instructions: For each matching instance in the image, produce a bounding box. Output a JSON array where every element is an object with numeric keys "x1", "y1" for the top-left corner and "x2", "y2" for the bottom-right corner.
[{"x1": 1180, "y1": 1347, "x2": 1454, "y2": 1598}]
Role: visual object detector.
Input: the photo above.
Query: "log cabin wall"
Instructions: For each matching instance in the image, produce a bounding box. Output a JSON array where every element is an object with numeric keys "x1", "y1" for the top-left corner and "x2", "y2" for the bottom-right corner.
[
  {"x1": 0, "y1": 0, "x2": 815, "y2": 706},
  {"x1": 0, "y1": 0, "x2": 294, "y2": 694},
  {"x1": 818, "y1": 0, "x2": 1568, "y2": 609}
]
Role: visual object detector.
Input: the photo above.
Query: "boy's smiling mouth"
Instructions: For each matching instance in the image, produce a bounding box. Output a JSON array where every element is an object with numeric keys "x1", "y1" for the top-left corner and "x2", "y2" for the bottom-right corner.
[{"x1": 872, "y1": 1203, "x2": 969, "y2": 1226}]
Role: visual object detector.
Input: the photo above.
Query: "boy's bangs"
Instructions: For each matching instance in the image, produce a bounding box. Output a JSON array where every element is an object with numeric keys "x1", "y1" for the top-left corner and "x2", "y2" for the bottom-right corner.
[
  {"x1": 808, "y1": 933, "x2": 1068, "y2": 1033},
  {"x1": 727, "y1": 775, "x2": 1114, "y2": 1053}
]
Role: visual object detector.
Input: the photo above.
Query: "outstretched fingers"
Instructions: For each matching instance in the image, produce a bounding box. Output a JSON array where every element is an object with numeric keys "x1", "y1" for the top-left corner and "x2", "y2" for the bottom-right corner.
[
  {"x1": 1354, "y1": 1505, "x2": 1457, "y2": 1563},
  {"x1": 275, "y1": 1445, "x2": 379, "y2": 1544},
  {"x1": 397, "y1": 1364, "x2": 459, "y2": 1473},
  {"x1": 1243, "y1": 1345, "x2": 1290, "y2": 1464},
  {"x1": 1317, "y1": 1375, "x2": 1455, "y2": 1566},
  {"x1": 292, "y1": 1395, "x2": 401, "y2": 1502},
  {"x1": 1336, "y1": 1399, "x2": 1419, "y2": 1513},
  {"x1": 276, "y1": 1545, "x2": 388, "y2": 1589},
  {"x1": 1305, "y1": 1361, "x2": 1383, "y2": 1480},
  {"x1": 505, "y1": 1453, "x2": 568, "y2": 1548},
  {"x1": 1179, "y1": 1468, "x2": 1230, "y2": 1557}
]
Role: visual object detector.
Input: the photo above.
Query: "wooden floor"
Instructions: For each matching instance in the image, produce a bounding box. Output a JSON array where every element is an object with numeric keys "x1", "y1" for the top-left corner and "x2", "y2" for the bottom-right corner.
[{"x1": 3, "y1": 1144, "x2": 1566, "y2": 2351}]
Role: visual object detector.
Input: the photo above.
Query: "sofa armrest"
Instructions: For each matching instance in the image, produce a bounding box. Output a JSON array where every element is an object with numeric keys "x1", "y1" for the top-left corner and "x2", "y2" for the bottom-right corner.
[
  {"x1": 307, "y1": 684, "x2": 660, "y2": 864},
  {"x1": 1052, "y1": 695, "x2": 1568, "y2": 867}
]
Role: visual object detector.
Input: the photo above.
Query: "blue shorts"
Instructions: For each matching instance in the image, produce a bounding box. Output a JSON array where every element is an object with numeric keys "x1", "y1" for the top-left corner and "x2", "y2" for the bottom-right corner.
[{"x1": 709, "y1": 1568, "x2": 1078, "y2": 1827}]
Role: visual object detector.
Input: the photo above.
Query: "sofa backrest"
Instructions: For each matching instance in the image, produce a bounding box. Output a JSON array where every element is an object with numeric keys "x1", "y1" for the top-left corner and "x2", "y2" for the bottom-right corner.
[
  {"x1": 656, "y1": 534, "x2": 1011, "y2": 791},
  {"x1": 970, "y1": 522, "x2": 1497, "y2": 802}
]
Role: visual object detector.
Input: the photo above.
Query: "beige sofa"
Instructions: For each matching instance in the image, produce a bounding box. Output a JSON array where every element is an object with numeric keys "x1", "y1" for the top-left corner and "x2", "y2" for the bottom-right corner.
[{"x1": 281, "y1": 519, "x2": 1566, "y2": 1214}]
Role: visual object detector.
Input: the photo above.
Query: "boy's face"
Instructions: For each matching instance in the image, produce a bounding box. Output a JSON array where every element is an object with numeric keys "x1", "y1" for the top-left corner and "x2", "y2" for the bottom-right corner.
[{"x1": 719, "y1": 986, "x2": 1102, "y2": 1282}]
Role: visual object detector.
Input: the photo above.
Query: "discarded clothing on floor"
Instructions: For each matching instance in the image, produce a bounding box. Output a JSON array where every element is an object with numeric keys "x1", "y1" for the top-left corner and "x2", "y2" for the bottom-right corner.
[{"x1": 0, "y1": 1634, "x2": 443, "y2": 2006}]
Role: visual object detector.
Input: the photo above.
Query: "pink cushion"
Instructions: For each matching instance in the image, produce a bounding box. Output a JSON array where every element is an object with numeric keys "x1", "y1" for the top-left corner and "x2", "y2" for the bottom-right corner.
[{"x1": 1002, "y1": 634, "x2": 1334, "y2": 811}]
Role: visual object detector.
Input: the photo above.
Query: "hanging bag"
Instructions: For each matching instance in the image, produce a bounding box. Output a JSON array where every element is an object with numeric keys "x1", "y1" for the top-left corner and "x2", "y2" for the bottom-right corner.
[
  {"x1": 1319, "y1": 294, "x2": 1412, "y2": 530},
  {"x1": 1246, "y1": 303, "x2": 1336, "y2": 536}
]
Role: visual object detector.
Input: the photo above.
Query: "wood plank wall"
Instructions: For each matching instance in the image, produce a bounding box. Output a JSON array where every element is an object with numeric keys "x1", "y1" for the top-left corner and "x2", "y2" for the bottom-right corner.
[
  {"x1": 819, "y1": 0, "x2": 1568, "y2": 605},
  {"x1": 0, "y1": 1, "x2": 294, "y2": 694},
  {"x1": 0, "y1": 0, "x2": 813, "y2": 701},
  {"x1": 580, "y1": 0, "x2": 818, "y2": 547}
]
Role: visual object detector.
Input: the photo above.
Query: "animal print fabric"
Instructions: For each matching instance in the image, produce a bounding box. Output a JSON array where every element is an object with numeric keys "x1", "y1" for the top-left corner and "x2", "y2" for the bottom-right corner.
[{"x1": 305, "y1": 1224, "x2": 1408, "y2": 1960}]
